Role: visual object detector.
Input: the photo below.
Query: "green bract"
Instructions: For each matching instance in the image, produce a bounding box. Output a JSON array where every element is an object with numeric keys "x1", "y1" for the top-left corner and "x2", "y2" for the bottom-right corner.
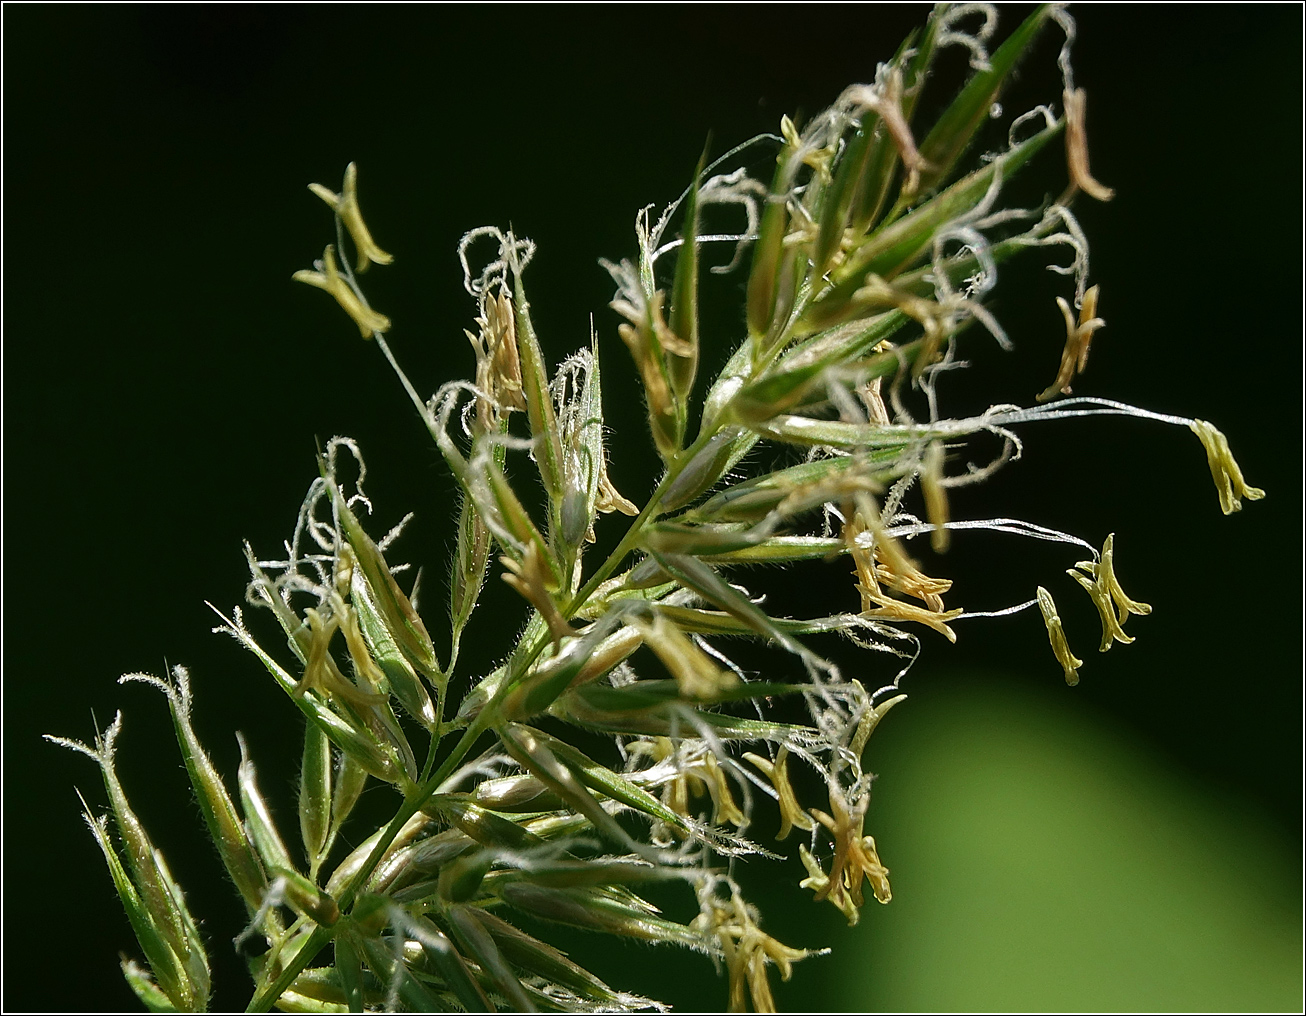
[{"x1": 48, "y1": 6, "x2": 1263, "y2": 1012}]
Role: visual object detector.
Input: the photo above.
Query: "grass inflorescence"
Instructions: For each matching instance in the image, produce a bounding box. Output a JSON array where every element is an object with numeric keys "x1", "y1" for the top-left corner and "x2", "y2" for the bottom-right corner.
[{"x1": 48, "y1": 6, "x2": 1264, "y2": 1012}]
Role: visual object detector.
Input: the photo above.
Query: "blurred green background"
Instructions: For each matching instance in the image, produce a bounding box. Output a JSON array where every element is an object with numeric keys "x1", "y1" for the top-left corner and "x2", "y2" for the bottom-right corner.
[{"x1": 5, "y1": 5, "x2": 1301, "y2": 1012}]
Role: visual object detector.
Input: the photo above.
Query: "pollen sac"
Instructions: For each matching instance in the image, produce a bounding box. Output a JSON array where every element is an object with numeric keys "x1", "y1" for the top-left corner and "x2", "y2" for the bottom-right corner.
[
  {"x1": 802, "y1": 783, "x2": 891, "y2": 926},
  {"x1": 1036, "y1": 585, "x2": 1083, "y2": 686},
  {"x1": 308, "y1": 162, "x2": 393, "y2": 272},
  {"x1": 1068, "y1": 565, "x2": 1132, "y2": 652},
  {"x1": 293, "y1": 244, "x2": 391, "y2": 339},
  {"x1": 921, "y1": 439, "x2": 950, "y2": 553},
  {"x1": 1038, "y1": 286, "x2": 1105, "y2": 402},
  {"x1": 1069, "y1": 533, "x2": 1152, "y2": 652},
  {"x1": 744, "y1": 747, "x2": 815, "y2": 840},
  {"x1": 695, "y1": 891, "x2": 815, "y2": 1013},
  {"x1": 465, "y1": 290, "x2": 526, "y2": 433},
  {"x1": 1189, "y1": 419, "x2": 1266, "y2": 515},
  {"x1": 1099, "y1": 534, "x2": 1152, "y2": 621}
]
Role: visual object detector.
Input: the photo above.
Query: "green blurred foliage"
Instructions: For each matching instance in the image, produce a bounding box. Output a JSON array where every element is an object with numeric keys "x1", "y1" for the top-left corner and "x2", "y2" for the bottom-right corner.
[
  {"x1": 520, "y1": 673, "x2": 1302, "y2": 1012},
  {"x1": 842, "y1": 673, "x2": 1301, "y2": 1012}
]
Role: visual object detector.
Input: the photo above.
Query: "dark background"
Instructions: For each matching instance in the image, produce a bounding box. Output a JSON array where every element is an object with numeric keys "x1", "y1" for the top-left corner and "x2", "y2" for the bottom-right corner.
[{"x1": 5, "y1": 5, "x2": 1301, "y2": 1012}]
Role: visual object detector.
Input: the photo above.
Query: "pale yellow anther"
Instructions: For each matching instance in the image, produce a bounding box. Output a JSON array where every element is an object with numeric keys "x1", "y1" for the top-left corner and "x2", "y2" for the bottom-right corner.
[
  {"x1": 779, "y1": 114, "x2": 836, "y2": 183},
  {"x1": 921, "y1": 439, "x2": 950, "y2": 553},
  {"x1": 1099, "y1": 534, "x2": 1152, "y2": 622},
  {"x1": 297, "y1": 601, "x2": 386, "y2": 706},
  {"x1": 798, "y1": 843, "x2": 857, "y2": 925},
  {"x1": 779, "y1": 114, "x2": 800, "y2": 151},
  {"x1": 797, "y1": 843, "x2": 828, "y2": 892},
  {"x1": 667, "y1": 774, "x2": 692, "y2": 822},
  {"x1": 1189, "y1": 419, "x2": 1266, "y2": 515},
  {"x1": 744, "y1": 747, "x2": 815, "y2": 840},
  {"x1": 293, "y1": 245, "x2": 391, "y2": 339},
  {"x1": 1064, "y1": 88, "x2": 1115, "y2": 202},
  {"x1": 846, "y1": 504, "x2": 960, "y2": 639},
  {"x1": 333, "y1": 544, "x2": 355, "y2": 597},
  {"x1": 694, "y1": 891, "x2": 813, "y2": 1013},
  {"x1": 702, "y1": 752, "x2": 746, "y2": 828},
  {"x1": 802, "y1": 784, "x2": 891, "y2": 926},
  {"x1": 1038, "y1": 284, "x2": 1104, "y2": 402},
  {"x1": 308, "y1": 162, "x2": 393, "y2": 272},
  {"x1": 596, "y1": 472, "x2": 639, "y2": 516},
  {"x1": 860, "y1": 594, "x2": 963, "y2": 642},
  {"x1": 614, "y1": 290, "x2": 682, "y2": 459},
  {"x1": 296, "y1": 605, "x2": 339, "y2": 699},
  {"x1": 852, "y1": 276, "x2": 948, "y2": 378},
  {"x1": 1068, "y1": 567, "x2": 1132, "y2": 652},
  {"x1": 856, "y1": 375, "x2": 891, "y2": 426},
  {"x1": 850, "y1": 692, "x2": 907, "y2": 758},
  {"x1": 338, "y1": 603, "x2": 388, "y2": 696},
  {"x1": 640, "y1": 737, "x2": 701, "y2": 835},
  {"x1": 1036, "y1": 585, "x2": 1082, "y2": 686}
]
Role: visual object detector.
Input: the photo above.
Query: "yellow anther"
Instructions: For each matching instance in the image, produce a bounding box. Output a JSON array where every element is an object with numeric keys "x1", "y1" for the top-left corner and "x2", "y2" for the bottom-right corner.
[
  {"x1": 1189, "y1": 419, "x2": 1266, "y2": 515},
  {"x1": 297, "y1": 601, "x2": 385, "y2": 706},
  {"x1": 1067, "y1": 566, "x2": 1132, "y2": 652},
  {"x1": 852, "y1": 275, "x2": 949, "y2": 379},
  {"x1": 308, "y1": 162, "x2": 393, "y2": 272},
  {"x1": 1099, "y1": 534, "x2": 1152, "y2": 622},
  {"x1": 802, "y1": 784, "x2": 891, "y2": 926},
  {"x1": 1065, "y1": 534, "x2": 1152, "y2": 652},
  {"x1": 846, "y1": 504, "x2": 960, "y2": 639},
  {"x1": 921, "y1": 439, "x2": 950, "y2": 553},
  {"x1": 614, "y1": 289, "x2": 682, "y2": 459},
  {"x1": 1036, "y1": 585, "x2": 1082, "y2": 686},
  {"x1": 702, "y1": 752, "x2": 745, "y2": 828},
  {"x1": 694, "y1": 891, "x2": 813, "y2": 1013},
  {"x1": 633, "y1": 612, "x2": 738, "y2": 701},
  {"x1": 293, "y1": 245, "x2": 391, "y2": 339},
  {"x1": 850, "y1": 692, "x2": 907, "y2": 758},
  {"x1": 1038, "y1": 284, "x2": 1104, "y2": 402},
  {"x1": 465, "y1": 290, "x2": 525, "y2": 431},
  {"x1": 744, "y1": 747, "x2": 815, "y2": 841},
  {"x1": 861, "y1": 594, "x2": 963, "y2": 642},
  {"x1": 596, "y1": 471, "x2": 639, "y2": 516},
  {"x1": 1064, "y1": 88, "x2": 1115, "y2": 202}
]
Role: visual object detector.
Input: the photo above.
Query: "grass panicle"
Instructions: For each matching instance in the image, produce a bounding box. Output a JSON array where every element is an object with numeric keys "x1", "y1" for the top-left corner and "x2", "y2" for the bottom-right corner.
[{"x1": 49, "y1": 6, "x2": 1264, "y2": 1012}]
